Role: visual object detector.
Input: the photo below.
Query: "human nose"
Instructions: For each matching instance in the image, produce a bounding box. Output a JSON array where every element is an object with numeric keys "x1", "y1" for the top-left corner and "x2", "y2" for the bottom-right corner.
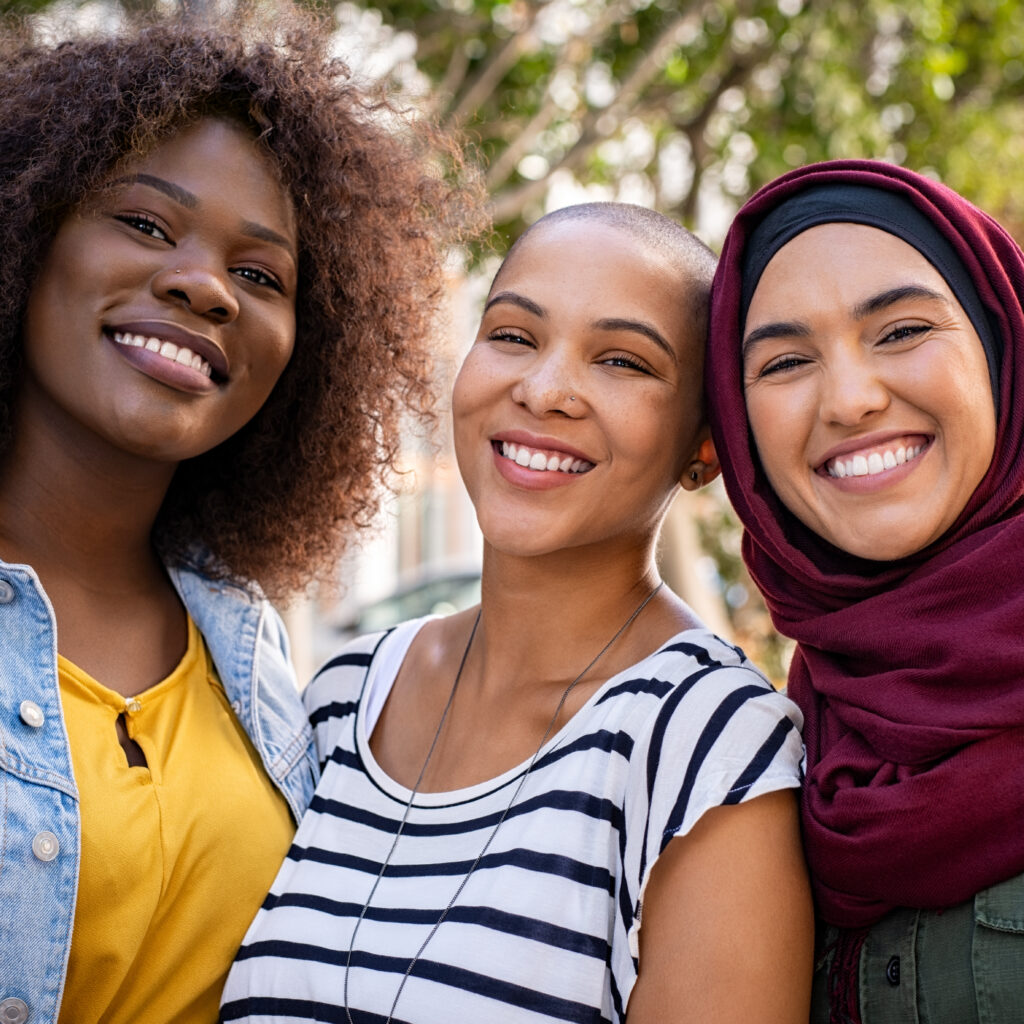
[
  {"x1": 153, "y1": 250, "x2": 239, "y2": 324},
  {"x1": 510, "y1": 347, "x2": 581, "y2": 417},
  {"x1": 819, "y1": 348, "x2": 890, "y2": 426}
]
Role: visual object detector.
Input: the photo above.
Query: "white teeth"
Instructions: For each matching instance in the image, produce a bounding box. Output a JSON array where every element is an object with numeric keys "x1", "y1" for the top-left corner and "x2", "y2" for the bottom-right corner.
[
  {"x1": 111, "y1": 330, "x2": 213, "y2": 378},
  {"x1": 827, "y1": 442, "x2": 926, "y2": 479},
  {"x1": 498, "y1": 440, "x2": 592, "y2": 474}
]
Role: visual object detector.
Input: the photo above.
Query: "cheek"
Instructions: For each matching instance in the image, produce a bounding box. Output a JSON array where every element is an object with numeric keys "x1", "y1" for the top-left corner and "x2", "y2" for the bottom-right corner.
[
  {"x1": 250, "y1": 312, "x2": 297, "y2": 388},
  {"x1": 944, "y1": 376, "x2": 997, "y2": 484},
  {"x1": 746, "y1": 392, "x2": 778, "y2": 465},
  {"x1": 450, "y1": 357, "x2": 485, "y2": 481},
  {"x1": 270, "y1": 330, "x2": 296, "y2": 385},
  {"x1": 450, "y1": 348, "x2": 499, "y2": 429},
  {"x1": 620, "y1": 396, "x2": 700, "y2": 487},
  {"x1": 746, "y1": 391, "x2": 811, "y2": 510}
]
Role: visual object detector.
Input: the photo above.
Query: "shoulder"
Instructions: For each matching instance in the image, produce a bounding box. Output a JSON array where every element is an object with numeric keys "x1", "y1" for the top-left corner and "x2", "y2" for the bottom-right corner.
[
  {"x1": 605, "y1": 628, "x2": 801, "y2": 738},
  {"x1": 615, "y1": 629, "x2": 804, "y2": 809},
  {"x1": 303, "y1": 627, "x2": 392, "y2": 720}
]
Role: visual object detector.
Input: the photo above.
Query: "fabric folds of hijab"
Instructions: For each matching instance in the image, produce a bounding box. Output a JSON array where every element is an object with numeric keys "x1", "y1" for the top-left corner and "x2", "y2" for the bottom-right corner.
[{"x1": 706, "y1": 159, "x2": 1024, "y2": 929}]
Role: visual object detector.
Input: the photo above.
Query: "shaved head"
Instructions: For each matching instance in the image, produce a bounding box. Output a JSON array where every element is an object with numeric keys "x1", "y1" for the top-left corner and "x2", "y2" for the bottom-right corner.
[
  {"x1": 493, "y1": 202, "x2": 717, "y2": 336},
  {"x1": 489, "y1": 202, "x2": 719, "y2": 422}
]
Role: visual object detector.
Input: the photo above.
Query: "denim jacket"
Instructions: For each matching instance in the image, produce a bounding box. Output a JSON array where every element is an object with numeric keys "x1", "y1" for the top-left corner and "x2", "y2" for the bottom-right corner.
[{"x1": 0, "y1": 557, "x2": 318, "y2": 1024}]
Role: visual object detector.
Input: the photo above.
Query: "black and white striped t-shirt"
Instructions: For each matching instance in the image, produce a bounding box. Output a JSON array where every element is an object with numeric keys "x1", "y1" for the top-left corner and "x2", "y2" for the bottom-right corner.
[{"x1": 222, "y1": 618, "x2": 803, "y2": 1024}]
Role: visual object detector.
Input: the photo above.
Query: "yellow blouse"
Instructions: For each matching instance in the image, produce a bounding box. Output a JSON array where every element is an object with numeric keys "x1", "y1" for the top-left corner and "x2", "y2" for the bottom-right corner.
[{"x1": 57, "y1": 616, "x2": 295, "y2": 1024}]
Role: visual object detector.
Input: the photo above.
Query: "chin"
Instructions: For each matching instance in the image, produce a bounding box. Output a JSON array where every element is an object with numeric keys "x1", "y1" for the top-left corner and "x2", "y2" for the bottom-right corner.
[
  {"x1": 482, "y1": 533, "x2": 561, "y2": 560},
  {"x1": 822, "y1": 526, "x2": 943, "y2": 563}
]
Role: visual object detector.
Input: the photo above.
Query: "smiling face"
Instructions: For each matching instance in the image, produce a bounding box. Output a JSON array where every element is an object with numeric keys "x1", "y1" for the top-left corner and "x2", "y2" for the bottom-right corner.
[
  {"x1": 742, "y1": 222, "x2": 997, "y2": 561},
  {"x1": 452, "y1": 218, "x2": 715, "y2": 561},
  {"x1": 20, "y1": 117, "x2": 298, "y2": 465}
]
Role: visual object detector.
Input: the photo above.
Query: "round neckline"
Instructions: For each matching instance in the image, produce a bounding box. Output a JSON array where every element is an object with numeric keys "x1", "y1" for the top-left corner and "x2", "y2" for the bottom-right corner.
[
  {"x1": 355, "y1": 619, "x2": 711, "y2": 808},
  {"x1": 58, "y1": 614, "x2": 201, "y2": 710}
]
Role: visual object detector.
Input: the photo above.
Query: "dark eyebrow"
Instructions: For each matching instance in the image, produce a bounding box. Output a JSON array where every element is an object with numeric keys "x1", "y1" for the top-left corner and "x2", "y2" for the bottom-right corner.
[
  {"x1": 484, "y1": 291, "x2": 545, "y2": 318},
  {"x1": 594, "y1": 317, "x2": 676, "y2": 361},
  {"x1": 742, "y1": 285, "x2": 952, "y2": 355},
  {"x1": 112, "y1": 173, "x2": 296, "y2": 257},
  {"x1": 240, "y1": 220, "x2": 295, "y2": 254},
  {"x1": 114, "y1": 173, "x2": 198, "y2": 209},
  {"x1": 742, "y1": 320, "x2": 811, "y2": 355},
  {"x1": 852, "y1": 285, "x2": 950, "y2": 319}
]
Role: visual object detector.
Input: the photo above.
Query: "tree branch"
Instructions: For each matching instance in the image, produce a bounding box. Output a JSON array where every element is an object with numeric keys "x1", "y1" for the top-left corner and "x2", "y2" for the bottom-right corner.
[
  {"x1": 484, "y1": 0, "x2": 642, "y2": 189},
  {"x1": 489, "y1": 3, "x2": 707, "y2": 222},
  {"x1": 445, "y1": 4, "x2": 545, "y2": 126}
]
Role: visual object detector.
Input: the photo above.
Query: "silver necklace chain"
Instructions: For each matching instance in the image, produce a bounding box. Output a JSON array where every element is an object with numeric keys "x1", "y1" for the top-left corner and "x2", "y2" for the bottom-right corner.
[{"x1": 343, "y1": 580, "x2": 665, "y2": 1024}]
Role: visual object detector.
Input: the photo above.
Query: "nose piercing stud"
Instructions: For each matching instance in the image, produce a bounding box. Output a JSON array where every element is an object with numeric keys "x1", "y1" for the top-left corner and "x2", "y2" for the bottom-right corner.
[
  {"x1": 175, "y1": 269, "x2": 182, "y2": 274},
  {"x1": 569, "y1": 396, "x2": 576, "y2": 402}
]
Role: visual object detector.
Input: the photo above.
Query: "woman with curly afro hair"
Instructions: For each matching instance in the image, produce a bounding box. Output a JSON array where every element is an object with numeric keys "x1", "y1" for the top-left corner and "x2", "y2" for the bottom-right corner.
[{"x1": 0, "y1": 4, "x2": 481, "y2": 1022}]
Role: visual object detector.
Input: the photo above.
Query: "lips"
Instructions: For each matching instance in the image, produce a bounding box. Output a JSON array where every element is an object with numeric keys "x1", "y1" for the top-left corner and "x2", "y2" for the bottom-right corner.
[
  {"x1": 112, "y1": 331, "x2": 215, "y2": 378},
  {"x1": 496, "y1": 439, "x2": 594, "y2": 474},
  {"x1": 820, "y1": 434, "x2": 931, "y2": 480},
  {"x1": 105, "y1": 320, "x2": 229, "y2": 381}
]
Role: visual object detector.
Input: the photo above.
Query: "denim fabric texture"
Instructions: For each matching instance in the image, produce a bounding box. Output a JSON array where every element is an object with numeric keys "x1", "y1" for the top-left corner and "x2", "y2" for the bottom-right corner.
[
  {"x1": 0, "y1": 557, "x2": 317, "y2": 1024},
  {"x1": 812, "y1": 871, "x2": 1024, "y2": 1024}
]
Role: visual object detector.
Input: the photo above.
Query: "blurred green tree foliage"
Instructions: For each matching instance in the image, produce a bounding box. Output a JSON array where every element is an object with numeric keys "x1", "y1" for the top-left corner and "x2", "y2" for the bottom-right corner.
[{"x1": 340, "y1": 0, "x2": 1024, "y2": 240}]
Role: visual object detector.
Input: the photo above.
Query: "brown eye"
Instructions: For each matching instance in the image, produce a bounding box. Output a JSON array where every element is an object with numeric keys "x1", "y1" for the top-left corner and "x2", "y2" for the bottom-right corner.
[
  {"x1": 602, "y1": 354, "x2": 648, "y2": 372},
  {"x1": 115, "y1": 213, "x2": 170, "y2": 242},
  {"x1": 489, "y1": 330, "x2": 532, "y2": 346},
  {"x1": 880, "y1": 324, "x2": 929, "y2": 345},
  {"x1": 759, "y1": 354, "x2": 810, "y2": 378},
  {"x1": 233, "y1": 266, "x2": 284, "y2": 292}
]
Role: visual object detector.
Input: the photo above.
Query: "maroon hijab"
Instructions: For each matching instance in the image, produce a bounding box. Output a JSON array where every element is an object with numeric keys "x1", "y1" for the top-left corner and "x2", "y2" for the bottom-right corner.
[{"x1": 707, "y1": 160, "x2": 1024, "y2": 928}]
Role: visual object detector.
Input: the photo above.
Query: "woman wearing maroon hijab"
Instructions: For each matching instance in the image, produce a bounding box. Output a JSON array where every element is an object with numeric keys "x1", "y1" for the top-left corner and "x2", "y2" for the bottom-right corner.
[{"x1": 707, "y1": 159, "x2": 1024, "y2": 1023}]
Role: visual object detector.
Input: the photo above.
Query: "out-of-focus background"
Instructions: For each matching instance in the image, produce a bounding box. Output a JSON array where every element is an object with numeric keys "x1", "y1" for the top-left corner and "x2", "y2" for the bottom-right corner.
[{"x1": 18, "y1": 0, "x2": 1024, "y2": 682}]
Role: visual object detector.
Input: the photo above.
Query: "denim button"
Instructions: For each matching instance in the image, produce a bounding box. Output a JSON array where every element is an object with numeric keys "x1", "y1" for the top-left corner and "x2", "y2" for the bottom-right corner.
[
  {"x1": 886, "y1": 954, "x2": 900, "y2": 986},
  {"x1": 0, "y1": 996, "x2": 29, "y2": 1023},
  {"x1": 19, "y1": 701, "x2": 44, "y2": 728},
  {"x1": 0, "y1": 580, "x2": 14, "y2": 604},
  {"x1": 31, "y1": 830, "x2": 59, "y2": 862}
]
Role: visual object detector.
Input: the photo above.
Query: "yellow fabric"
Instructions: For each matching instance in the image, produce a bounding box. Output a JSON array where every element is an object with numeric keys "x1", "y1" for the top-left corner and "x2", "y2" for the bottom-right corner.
[{"x1": 57, "y1": 615, "x2": 295, "y2": 1024}]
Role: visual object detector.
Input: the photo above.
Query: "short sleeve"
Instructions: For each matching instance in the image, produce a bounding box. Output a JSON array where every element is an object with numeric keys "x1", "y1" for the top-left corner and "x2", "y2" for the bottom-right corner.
[
  {"x1": 613, "y1": 660, "x2": 804, "y2": 1006},
  {"x1": 302, "y1": 629, "x2": 388, "y2": 765}
]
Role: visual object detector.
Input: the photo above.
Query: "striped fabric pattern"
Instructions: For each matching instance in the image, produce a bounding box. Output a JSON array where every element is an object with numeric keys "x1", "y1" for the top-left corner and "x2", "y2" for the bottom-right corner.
[{"x1": 222, "y1": 621, "x2": 803, "y2": 1024}]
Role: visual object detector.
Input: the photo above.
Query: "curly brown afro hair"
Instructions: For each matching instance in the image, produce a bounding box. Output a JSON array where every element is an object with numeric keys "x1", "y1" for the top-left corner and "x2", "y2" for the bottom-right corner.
[{"x1": 0, "y1": 3, "x2": 483, "y2": 599}]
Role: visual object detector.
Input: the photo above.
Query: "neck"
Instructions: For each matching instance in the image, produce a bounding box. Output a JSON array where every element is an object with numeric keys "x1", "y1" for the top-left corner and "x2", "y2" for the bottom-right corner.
[
  {"x1": 471, "y1": 538, "x2": 670, "y2": 696},
  {"x1": 0, "y1": 396, "x2": 176, "y2": 585}
]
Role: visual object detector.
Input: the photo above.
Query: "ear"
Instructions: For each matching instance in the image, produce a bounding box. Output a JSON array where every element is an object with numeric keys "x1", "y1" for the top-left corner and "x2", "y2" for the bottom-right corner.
[{"x1": 681, "y1": 436, "x2": 721, "y2": 491}]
